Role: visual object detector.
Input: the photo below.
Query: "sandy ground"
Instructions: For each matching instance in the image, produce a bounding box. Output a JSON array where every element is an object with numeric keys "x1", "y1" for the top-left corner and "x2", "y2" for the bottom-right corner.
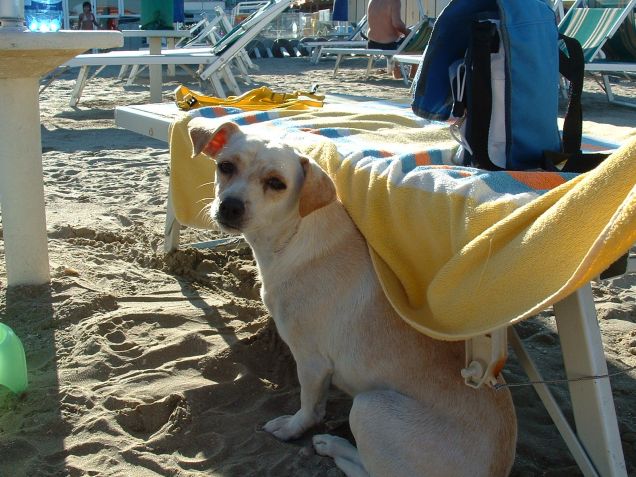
[{"x1": 0, "y1": 56, "x2": 635, "y2": 476}]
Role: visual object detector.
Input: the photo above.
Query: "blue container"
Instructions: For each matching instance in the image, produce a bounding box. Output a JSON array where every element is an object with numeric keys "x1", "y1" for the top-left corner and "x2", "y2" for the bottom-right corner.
[{"x1": 25, "y1": 0, "x2": 63, "y2": 32}]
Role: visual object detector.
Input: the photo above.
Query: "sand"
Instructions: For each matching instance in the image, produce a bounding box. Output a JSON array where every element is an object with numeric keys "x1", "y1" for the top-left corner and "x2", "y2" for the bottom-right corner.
[{"x1": 0, "y1": 56, "x2": 635, "y2": 477}]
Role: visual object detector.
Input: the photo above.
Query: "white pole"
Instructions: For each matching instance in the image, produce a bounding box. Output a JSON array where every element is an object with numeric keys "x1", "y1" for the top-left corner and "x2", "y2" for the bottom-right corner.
[
  {"x1": 0, "y1": 0, "x2": 24, "y2": 28},
  {"x1": 0, "y1": 76, "x2": 51, "y2": 286}
]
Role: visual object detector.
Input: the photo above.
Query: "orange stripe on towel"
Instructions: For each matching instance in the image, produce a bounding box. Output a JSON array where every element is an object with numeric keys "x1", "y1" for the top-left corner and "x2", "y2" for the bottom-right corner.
[
  {"x1": 414, "y1": 151, "x2": 431, "y2": 166},
  {"x1": 507, "y1": 171, "x2": 567, "y2": 190}
]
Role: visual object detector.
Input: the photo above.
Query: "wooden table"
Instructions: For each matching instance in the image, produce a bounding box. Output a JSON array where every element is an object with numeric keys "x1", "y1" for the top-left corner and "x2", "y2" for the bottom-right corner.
[{"x1": 121, "y1": 29, "x2": 191, "y2": 102}]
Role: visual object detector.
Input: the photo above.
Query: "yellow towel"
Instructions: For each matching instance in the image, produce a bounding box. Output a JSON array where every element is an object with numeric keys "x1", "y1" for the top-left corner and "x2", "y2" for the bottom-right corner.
[
  {"x1": 169, "y1": 112, "x2": 636, "y2": 341},
  {"x1": 174, "y1": 85, "x2": 324, "y2": 111}
]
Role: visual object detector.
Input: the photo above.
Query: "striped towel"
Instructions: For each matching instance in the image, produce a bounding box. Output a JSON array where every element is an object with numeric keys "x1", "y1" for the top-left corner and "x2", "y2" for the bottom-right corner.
[{"x1": 169, "y1": 102, "x2": 636, "y2": 340}]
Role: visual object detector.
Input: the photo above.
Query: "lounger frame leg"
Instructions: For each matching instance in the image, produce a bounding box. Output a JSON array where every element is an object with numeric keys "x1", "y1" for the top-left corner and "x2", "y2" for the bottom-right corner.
[
  {"x1": 365, "y1": 56, "x2": 374, "y2": 80},
  {"x1": 510, "y1": 328, "x2": 599, "y2": 476},
  {"x1": 235, "y1": 57, "x2": 253, "y2": 84},
  {"x1": 127, "y1": 65, "x2": 142, "y2": 86},
  {"x1": 333, "y1": 54, "x2": 344, "y2": 77},
  {"x1": 118, "y1": 65, "x2": 129, "y2": 80},
  {"x1": 210, "y1": 73, "x2": 226, "y2": 98},
  {"x1": 69, "y1": 65, "x2": 90, "y2": 107},
  {"x1": 166, "y1": 38, "x2": 176, "y2": 77},
  {"x1": 91, "y1": 65, "x2": 107, "y2": 79},
  {"x1": 510, "y1": 284, "x2": 627, "y2": 476},
  {"x1": 222, "y1": 67, "x2": 241, "y2": 96},
  {"x1": 164, "y1": 184, "x2": 181, "y2": 253},
  {"x1": 311, "y1": 46, "x2": 323, "y2": 64},
  {"x1": 554, "y1": 285, "x2": 627, "y2": 477},
  {"x1": 149, "y1": 63, "x2": 163, "y2": 102},
  {"x1": 601, "y1": 73, "x2": 636, "y2": 109}
]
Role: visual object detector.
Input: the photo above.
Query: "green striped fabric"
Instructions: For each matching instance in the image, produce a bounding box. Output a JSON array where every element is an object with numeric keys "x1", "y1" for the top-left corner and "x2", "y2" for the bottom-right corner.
[
  {"x1": 590, "y1": 0, "x2": 636, "y2": 60},
  {"x1": 559, "y1": 7, "x2": 627, "y2": 61},
  {"x1": 403, "y1": 20, "x2": 434, "y2": 53}
]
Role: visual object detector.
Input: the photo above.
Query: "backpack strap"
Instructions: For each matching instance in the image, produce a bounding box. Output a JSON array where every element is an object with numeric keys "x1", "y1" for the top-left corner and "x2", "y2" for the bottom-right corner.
[
  {"x1": 543, "y1": 34, "x2": 610, "y2": 173},
  {"x1": 466, "y1": 20, "x2": 502, "y2": 170},
  {"x1": 559, "y1": 33, "x2": 585, "y2": 154}
]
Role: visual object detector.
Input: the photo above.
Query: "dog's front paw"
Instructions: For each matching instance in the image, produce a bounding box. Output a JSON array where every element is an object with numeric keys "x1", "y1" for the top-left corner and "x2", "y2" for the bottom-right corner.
[{"x1": 263, "y1": 414, "x2": 307, "y2": 441}]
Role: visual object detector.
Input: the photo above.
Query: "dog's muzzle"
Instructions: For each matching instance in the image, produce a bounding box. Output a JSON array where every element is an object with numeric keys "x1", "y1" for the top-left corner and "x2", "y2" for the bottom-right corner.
[{"x1": 216, "y1": 197, "x2": 245, "y2": 229}]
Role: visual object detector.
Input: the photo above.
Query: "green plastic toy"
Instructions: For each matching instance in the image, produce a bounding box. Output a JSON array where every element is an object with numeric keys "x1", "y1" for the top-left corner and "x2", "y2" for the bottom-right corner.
[{"x1": 0, "y1": 323, "x2": 28, "y2": 394}]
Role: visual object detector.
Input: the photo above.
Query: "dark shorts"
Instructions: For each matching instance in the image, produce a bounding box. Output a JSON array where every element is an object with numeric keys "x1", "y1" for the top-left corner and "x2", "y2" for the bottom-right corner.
[{"x1": 367, "y1": 38, "x2": 404, "y2": 50}]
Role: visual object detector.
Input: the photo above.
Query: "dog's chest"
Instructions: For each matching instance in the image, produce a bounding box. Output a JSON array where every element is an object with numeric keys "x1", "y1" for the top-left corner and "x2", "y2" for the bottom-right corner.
[{"x1": 260, "y1": 282, "x2": 326, "y2": 346}]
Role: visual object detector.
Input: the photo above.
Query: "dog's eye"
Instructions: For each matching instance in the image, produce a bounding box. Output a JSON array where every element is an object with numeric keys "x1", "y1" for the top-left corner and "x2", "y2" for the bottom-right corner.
[
  {"x1": 218, "y1": 161, "x2": 235, "y2": 175},
  {"x1": 266, "y1": 177, "x2": 287, "y2": 191}
]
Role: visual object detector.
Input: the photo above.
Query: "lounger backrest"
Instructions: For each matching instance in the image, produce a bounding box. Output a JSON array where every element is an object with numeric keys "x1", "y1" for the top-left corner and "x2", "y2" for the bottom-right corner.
[
  {"x1": 211, "y1": 0, "x2": 282, "y2": 55},
  {"x1": 558, "y1": 0, "x2": 636, "y2": 61},
  {"x1": 198, "y1": 0, "x2": 292, "y2": 79},
  {"x1": 402, "y1": 18, "x2": 434, "y2": 53}
]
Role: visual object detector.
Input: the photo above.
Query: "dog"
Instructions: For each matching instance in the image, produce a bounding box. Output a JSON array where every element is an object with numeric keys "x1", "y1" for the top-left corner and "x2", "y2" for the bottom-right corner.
[{"x1": 188, "y1": 118, "x2": 517, "y2": 477}]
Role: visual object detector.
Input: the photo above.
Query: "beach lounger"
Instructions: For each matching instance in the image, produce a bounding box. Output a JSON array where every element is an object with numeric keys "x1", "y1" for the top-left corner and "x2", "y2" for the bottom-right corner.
[
  {"x1": 124, "y1": 7, "x2": 258, "y2": 92},
  {"x1": 64, "y1": 0, "x2": 291, "y2": 106},
  {"x1": 559, "y1": 0, "x2": 636, "y2": 108},
  {"x1": 194, "y1": 0, "x2": 292, "y2": 88},
  {"x1": 302, "y1": 15, "x2": 368, "y2": 64},
  {"x1": 126, "y1": 6, "x2": 257, "y2": 85},
  {"x1": 64, "y1": 51, "x2": 222, "y2": 107},
  {"x1": 115, "y1": 97, "x2": 634, "y2": 477},
  {"x1": 322, "y1": 18, "x2": 433, "y2": 79}
]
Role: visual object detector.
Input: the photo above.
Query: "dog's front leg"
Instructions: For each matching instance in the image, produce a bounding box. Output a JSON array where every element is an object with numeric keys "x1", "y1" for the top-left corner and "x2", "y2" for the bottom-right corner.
[{"x1": 264, "y1": 356, "x2": 332, "y2": 441}]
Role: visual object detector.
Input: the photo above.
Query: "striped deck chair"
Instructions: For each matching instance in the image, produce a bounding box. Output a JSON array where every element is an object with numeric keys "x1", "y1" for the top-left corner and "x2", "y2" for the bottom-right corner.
[
  {"x1": 559, "y1": 0, "x2": 636, "y2": 107},
  {"x1": 303, "y1": 15, "x2": 369, "y2": 65},
  {"x1": 323, "y1": 17, "x2": 434, "y2": 79}
]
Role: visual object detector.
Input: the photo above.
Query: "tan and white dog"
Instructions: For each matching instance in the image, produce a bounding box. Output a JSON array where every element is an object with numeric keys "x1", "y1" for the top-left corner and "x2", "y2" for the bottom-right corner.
[{"x1": 188, "y1": 119, "x2": 517, "y2": 477}]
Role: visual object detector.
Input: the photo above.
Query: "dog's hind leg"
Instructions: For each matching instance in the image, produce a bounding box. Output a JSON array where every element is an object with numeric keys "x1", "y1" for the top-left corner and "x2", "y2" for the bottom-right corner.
[
  {"x1": 312, "y1": 434, "x2": 369, "y2": 477},
  {"x1": 347, "y1": 390, "x2": 490, "y2": 477}
]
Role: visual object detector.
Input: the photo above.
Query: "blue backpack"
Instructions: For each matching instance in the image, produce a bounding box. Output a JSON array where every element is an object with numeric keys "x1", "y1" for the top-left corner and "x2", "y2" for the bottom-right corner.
[{"x1": 411, "y1": 0, "x2": 562, "y2": 170}]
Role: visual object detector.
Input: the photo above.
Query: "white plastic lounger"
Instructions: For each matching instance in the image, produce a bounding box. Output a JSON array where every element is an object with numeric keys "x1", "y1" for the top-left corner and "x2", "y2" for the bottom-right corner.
[
  {"x1": 64, "y1": 0, "x2": 291, "y2": 106},
  {"x1": 306, "y1": 40, "x2": 368, "y2": 64},
  {"x1": 322, "y1": 18, "x2": 432, "y2": 79},
  {"x1": 114, "y1": 99, "x2": 632, "y2": 477},
  {"x1": 64, "y1": 51, "x2": 223, "y2": 107},
  {"x1": 302, "y1": 15, "x2": 368, "y2": 64},
  {"x1": 133, "y1": 6, "x2": 257, "y2": 79},
  {"x1": 127, "y1": 0, "x2": 293, "y2": 98},
  {"x1": 195, "y1": 0, "x2": 293, "y2": 89},
  {"x1": 392, "y1": 53, "x2": 422, "y2": 86}
]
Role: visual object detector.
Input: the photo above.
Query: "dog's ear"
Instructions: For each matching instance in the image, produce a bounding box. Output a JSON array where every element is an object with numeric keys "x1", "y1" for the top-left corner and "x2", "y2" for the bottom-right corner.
[
  {"x1": 298, "y1": 157, "x2": 336, "y2": 217},
  {"x1": 188, "y1": 119, "x2": 240, "y2": 158}
]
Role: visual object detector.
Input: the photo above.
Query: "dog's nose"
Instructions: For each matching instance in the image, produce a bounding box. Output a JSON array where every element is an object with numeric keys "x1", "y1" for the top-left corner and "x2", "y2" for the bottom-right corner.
[{"x1": 219, "y1": 197, "x2": 245, "y2": 224}]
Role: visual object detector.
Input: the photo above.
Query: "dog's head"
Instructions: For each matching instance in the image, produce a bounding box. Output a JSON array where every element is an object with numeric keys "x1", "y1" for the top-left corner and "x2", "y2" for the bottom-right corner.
[{"x1": 188, "y1": 118, "x2": 336, "y2": 236}]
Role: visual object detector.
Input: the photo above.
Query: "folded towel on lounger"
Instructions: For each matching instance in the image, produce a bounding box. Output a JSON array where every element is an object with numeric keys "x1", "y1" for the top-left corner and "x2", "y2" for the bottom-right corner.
[{"x1": 169, "y1": 103, "x2": 636, "y2": 340}]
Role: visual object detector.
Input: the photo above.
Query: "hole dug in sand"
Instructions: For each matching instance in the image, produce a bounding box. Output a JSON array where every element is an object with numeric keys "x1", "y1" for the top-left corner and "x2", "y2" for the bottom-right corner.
[{"x1": 115, "y1": 393, "x2": 191, "y2": 439}]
